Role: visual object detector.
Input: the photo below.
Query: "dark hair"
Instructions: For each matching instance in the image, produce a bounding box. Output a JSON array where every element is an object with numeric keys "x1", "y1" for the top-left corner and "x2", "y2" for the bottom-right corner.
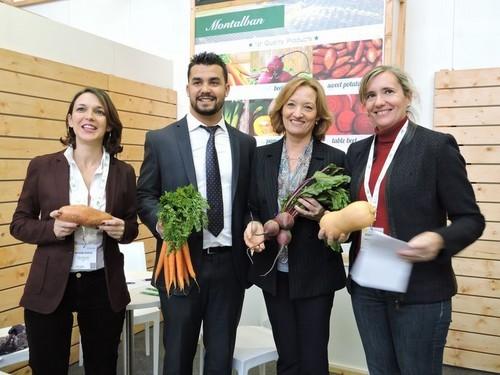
[
  {"x1": 269, "y1": 77, "x2": 332, "y2": 141},
  {"x1": 61, "y1": 87, "x2": 123, "y2": 156},
  {"x1": 187, "y1": 52, "x2": 228, "y2": 83}
]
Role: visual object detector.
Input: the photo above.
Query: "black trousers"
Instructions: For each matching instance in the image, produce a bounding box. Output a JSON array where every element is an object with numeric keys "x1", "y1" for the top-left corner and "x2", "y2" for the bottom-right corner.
[
  {"x1": 24, "y1": 269, "x2": 125, "y2": 375},
  {"x1": 263, "y1": 271, "x2": 334, "y2": 375},
  {"x1": 159, "y1": 250, "x2": 244, "y2": 375}
]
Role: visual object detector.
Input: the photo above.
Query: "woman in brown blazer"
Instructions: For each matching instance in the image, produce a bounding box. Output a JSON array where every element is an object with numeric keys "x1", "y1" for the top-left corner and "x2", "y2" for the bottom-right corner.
[{"x1": 10, "y1": 87, "x2": 138, "y2": 375}]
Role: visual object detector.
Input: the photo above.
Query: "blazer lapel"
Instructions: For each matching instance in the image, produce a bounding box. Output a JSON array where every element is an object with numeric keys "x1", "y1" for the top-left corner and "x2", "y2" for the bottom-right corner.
[
  {"x1": 175, "y1": 117, "x2": 197, "y2": 188},
  {"x1": 306, "y1": 140, "x2": 326, "y2": 178},
  {"x1": 263, "y1": 138, "x2": 282, "y2": 217},
  {"x1": 106, "y1": 158, "x2": 117, "y2": 212},
  {"x1": 226, "y1": 125, "x2": 239, "y2": 201},
  {"x1": 54, "y1": 151, "x2": 70, "y2": 207}
]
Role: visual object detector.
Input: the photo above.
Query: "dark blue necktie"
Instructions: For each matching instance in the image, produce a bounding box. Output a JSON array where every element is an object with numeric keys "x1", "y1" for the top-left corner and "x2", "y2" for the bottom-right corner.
[{"x1": 202, "y1": 126, "x2": 224, "y2": 236}]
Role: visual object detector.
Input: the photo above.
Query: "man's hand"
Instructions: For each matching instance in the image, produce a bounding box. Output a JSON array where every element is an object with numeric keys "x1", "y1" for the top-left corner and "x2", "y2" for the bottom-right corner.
[{"x1": 244, "y1": 221, "x2": 265, "y2": 253}]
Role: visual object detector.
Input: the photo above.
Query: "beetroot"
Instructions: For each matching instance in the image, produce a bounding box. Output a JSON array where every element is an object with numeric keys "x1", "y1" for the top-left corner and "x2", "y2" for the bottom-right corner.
[
  {"x1": 267, "y1": 56, "x2": 284, "y2": 74},
  {"x1": 257, "y1": 71, "x2": 274, "y2": 84},
  {"x1": 336, "y1": 110, "x2": 356, "y2": 133},
  {"x1": 276, "y1": 229, "x2": 292, "y2": 247},
  {"x1": 263, "y1": 219, "x2": 280, "y2": 238},
  {"x1": 277, "y1": 70, "x2": 292, "y2": 83},
  {"x1": 275, "y1": 212, "x2": 295, "y2": 230}
]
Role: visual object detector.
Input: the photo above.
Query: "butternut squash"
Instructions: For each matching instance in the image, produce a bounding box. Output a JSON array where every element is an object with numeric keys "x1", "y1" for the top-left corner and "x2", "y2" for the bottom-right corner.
[
  {"x1": 58, "y1": 205, "x2": 112, "y2": 226},
  {"x1": 319, "y1": 201, "x2": 375, "y2": 239}
]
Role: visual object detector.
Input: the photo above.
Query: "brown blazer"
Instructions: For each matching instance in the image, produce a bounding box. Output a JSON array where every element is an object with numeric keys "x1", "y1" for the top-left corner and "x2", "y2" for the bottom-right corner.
[{"x1": 10, "y1": 150, "x2": 139, "y2": 314}]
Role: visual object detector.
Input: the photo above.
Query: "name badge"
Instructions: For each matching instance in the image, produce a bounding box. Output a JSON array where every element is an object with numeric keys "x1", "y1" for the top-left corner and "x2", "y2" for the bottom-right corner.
[{"x1": 72, "y1": 243, "x2": 98, "y2": 270}]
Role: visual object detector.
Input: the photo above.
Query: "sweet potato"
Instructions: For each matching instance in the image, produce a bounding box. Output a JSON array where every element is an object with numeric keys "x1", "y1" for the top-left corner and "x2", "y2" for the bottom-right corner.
[{"x1": 58, "y1": 205, "x2": 112, "y2": 226}]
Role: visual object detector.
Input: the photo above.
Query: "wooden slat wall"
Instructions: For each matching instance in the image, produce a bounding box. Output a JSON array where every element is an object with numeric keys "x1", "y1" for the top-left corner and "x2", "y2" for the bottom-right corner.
[
  {"x1": 434, "y1": 67, "x2": 500, "y2": 374},
  {"x1": 0, "y1": 48, "x2": 175, "y2": 373}
]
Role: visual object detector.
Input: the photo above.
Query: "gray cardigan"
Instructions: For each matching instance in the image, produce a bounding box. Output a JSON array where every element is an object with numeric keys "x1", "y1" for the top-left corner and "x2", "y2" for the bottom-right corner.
[{"x1": 345, "y1": 121, "x2": 485, "y2": 303}]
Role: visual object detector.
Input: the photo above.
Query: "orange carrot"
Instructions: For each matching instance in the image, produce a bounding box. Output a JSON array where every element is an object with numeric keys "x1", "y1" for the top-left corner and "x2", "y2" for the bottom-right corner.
[
  {"x1": 227, "y1": 63, "x2": 245, "y2": 85},
  {"x1": 168, "y1": 252, "x2": 176, "y2": 290},
  {"x1": 155, "y1": 241, "x2": 167, "y2": 282},
  {"x1": 163, "y1": 248, "x2": 170, "y2": 295},
  {"x1": 175, "y1": 250, "x2": 185, "y2": 291},
  {"x1": 181, "y1": 243, "x2": 196, "y2": 280}
]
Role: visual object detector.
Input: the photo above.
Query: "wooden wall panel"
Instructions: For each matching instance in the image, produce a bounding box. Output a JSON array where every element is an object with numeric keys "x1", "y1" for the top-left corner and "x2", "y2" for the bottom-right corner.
[
  {"x1": 0, "y1": 47, "x2": 176, "y2": 371},
  {"x1": 434, "y1": 67, "x2": 500, "y2": 373}
]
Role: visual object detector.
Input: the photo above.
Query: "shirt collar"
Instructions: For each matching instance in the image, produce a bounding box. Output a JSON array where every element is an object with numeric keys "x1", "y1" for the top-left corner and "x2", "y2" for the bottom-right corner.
[
  {"x1": 64, "y1": 146, "x2": 109, "y2": 173},
  {"x1": 186, "y1": 113, "x2": 227, "y2": 133}
]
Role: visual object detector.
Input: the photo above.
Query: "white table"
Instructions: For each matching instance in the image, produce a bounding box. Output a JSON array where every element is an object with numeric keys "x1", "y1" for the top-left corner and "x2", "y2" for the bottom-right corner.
[{"x1": 123, "y1": 275, "x2": 160, "y2": 375}]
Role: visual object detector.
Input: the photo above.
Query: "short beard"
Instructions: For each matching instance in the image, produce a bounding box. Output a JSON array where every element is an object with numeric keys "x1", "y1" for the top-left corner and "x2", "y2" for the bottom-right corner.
[{"x1": 191, "y1": 98, "x2": 224, "y2": 117}]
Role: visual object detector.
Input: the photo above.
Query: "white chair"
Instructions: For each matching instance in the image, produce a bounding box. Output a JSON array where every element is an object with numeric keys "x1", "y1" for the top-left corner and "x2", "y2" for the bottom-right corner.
[
  {"x1": 0, "y1": 326, "x2": 29, "y2": 369},
  {"x1": 232, "y1": 325, "x2": 278, "y2": 375},
  {"x1": 79, "y1": 242, "x2": 161, "y2": 375},
  {"x1": 199, "y1": 324, "x2": 277, "y2": 375},
  {"x1": 199, "y1": 286, "x2": 278, "y2": 375}
]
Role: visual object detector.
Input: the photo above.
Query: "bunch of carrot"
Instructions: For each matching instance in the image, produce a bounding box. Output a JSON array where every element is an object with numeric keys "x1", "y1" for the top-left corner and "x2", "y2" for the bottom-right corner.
[
  {"x1": 154, "y1": 242, "x2": 196, "y2": 294},
  {"x1": 155, "y1": 185, "x2": 208, "y2": 294}
]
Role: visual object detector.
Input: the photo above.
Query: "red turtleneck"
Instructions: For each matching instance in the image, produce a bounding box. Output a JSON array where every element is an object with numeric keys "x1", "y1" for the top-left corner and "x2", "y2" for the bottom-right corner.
[{"x1": 358, "y1": 116, "x2": 407, "y2": 235}]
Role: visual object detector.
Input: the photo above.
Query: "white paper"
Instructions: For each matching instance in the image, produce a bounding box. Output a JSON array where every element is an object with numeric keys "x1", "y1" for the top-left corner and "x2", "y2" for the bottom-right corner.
[{"x1": 351, "y1": 229, "x2": 413, "y2": 293}]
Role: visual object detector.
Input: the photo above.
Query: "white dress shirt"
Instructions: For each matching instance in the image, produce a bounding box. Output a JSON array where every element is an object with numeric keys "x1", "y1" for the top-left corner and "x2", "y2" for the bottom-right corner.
[
  {"x1": 64, "y1": 147, "x2": 110, "y2": 271},
  {"x1": 186, "y1": 113, "x2": 233, "y2": 248}
]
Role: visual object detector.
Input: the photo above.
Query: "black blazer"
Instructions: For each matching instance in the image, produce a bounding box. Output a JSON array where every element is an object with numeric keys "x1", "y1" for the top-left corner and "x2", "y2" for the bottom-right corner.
[
  {"x1": 248, "y1": 138, "x2": 347, "y2": 299},
  {"x1": 346, "y1": 121, "x2": 485, "y2": 303},
  {"x1": 136, "y1": 116, "x2": 256, "y2": 291},
  {"x1": 10, "y1": 150, "x2": 139, "y2": 313}
]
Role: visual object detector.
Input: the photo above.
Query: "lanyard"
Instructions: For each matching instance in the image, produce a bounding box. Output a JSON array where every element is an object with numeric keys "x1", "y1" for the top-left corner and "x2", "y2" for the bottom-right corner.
[{"x1": 363, "y1": 121, "x2": 408, "y2": 211}]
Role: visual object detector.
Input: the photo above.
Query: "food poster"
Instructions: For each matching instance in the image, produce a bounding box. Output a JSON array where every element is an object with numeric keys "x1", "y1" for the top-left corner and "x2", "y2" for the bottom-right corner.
[{"x1": 195, "y1": 0, "x2": 385, "y2": 151}]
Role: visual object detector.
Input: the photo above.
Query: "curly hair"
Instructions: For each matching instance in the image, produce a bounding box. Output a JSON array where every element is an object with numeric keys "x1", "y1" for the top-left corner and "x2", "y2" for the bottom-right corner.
[{"x1": 61, "y1": 87, "x2": 123, "y2": 157}]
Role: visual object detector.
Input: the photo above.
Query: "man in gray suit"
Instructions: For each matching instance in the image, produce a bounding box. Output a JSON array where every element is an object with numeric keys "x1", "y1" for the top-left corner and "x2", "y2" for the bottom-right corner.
[{"x1": 137, "y1": 52, "x2": 256, "y2": 375}]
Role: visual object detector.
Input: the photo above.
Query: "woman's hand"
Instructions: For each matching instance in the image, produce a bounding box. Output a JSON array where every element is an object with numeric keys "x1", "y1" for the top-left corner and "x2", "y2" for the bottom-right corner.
[
  {"x1": 99, "y1": 217, "x2": 125, "y2": 241},
  {"x1": 318, "y1": 216, "x2": 350, "y2": 246},
  {"x1": 294, "y1": 197, "x2": 325, "y2": 221},
  {"x1": 50, "y1": 210, "x2": 79, "y2": 239},
  {"x1": 398, "y1": 231, "x2": 444, "y2": 262},
  {"x1": 244, "y1": 221, "x2": 265, "y2": 253}
]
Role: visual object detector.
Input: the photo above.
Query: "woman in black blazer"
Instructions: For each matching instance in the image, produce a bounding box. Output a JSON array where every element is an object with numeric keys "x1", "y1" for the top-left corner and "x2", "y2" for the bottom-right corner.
[
  {"x1": 244, "y1": 77, "x2": 346, "y2": 375},
  {"x1": 320, "y1": 66, "x2": 485, "y2": 375}
]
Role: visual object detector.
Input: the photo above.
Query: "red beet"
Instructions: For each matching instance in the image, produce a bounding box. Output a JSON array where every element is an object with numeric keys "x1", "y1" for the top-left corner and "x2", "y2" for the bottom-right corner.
[
  {"x1": 257, "y1": 71, "x2": 274, "y2": 84},
  {"x1": 267, "y1": 56, "x2": 284, "y2": 74},
  {"x1": 263, "y1": 219, "x2": 280, "y2": 238},
  {"x1": 275, "y1": 212, "x2": 294, "y2": 230},
  {"x1": 336, "y1": 110, "x2": 356, "y2": 133},
  {"x1": 277, "y1": 70, "x2": 292, "y2": 83},
  {"x1": 276, "y1": 229, "x2": 292, "y2": 247}
]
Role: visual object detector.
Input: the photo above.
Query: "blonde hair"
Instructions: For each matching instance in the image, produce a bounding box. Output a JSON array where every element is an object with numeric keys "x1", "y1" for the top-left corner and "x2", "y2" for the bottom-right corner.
[
  {"x1": 359, "y1": 65, "x2": 417, "y2": 120},
  {"x1": 269, "y1": 77, "x2": 332, "y2": 141}
]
